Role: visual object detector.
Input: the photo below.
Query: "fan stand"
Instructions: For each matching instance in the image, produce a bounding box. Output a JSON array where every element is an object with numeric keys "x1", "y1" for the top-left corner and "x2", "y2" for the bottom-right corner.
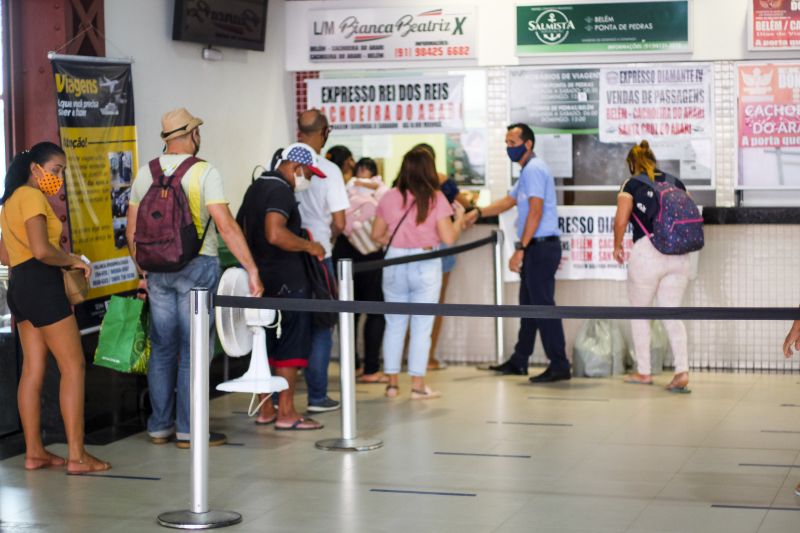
[{"x1": 216, "y1": 328, "x2": 288, "y2": 394}]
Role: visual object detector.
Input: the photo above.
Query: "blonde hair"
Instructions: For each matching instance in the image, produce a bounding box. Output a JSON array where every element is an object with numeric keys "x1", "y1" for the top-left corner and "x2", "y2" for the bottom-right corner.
[{"x1": 626, "y1": 140, "x2": 657, "y2": 181}]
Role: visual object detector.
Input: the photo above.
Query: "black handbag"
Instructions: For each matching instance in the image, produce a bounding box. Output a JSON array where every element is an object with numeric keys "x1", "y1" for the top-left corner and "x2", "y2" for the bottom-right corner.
[{"x1": 301, "y1": 229, "x2": 339, "y2": 329}]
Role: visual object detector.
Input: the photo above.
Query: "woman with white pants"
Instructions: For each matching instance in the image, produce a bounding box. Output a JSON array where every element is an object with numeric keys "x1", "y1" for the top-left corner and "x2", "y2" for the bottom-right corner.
[
  {"x1": 371, "y1": 148, "x2": 465, "y2": 399},
  {"x1": 613, "y1": 140, "x2": 693, "y2": 392}
]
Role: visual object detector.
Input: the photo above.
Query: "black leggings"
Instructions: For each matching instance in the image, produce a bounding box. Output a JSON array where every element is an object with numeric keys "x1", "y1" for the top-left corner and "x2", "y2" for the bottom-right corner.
[{"x1": 333, "y1": 237, "x2": 385, "y2": 375}]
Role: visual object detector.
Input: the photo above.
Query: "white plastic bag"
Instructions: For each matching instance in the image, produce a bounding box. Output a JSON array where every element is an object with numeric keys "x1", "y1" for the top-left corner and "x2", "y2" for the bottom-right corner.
[{"x1": 573, "y1": 319, "x2": 627, "y2": 377}]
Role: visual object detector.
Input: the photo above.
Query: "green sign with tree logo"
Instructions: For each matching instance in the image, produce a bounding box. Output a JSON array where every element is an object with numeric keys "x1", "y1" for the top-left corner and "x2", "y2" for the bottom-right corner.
[{"x1": 517, "y1": 1, "x2": 690, "y2": 55}]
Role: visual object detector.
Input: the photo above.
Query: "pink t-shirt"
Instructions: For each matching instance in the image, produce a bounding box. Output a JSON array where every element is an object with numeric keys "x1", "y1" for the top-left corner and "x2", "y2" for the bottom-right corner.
[{"x1": 376, "y1": 189, "x2": 454, "y2": 249}]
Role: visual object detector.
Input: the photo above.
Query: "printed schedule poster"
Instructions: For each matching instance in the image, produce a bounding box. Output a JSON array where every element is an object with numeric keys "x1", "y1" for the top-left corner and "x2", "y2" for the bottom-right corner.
[
  {"x1": 308, "y1": 6, "x2": 476, "y2": 63},
  {"x1": 599, "y1": 63, "x2": 714, "y2": 185},
  {"x1": 51, "y1": 58, "x2": 139, "y2": 322},
  {"x1": 737, "y1": 62, "x2": 800, "y2": 188},
  {"x1": 750, "y1": 0, "x2": 800, "y2": 51}
]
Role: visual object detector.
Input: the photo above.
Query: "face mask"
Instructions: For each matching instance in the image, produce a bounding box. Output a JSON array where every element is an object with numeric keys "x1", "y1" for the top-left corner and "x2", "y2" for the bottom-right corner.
[
  {"x1": 294, "y1": 170, "x2": 311, "y2": 192},
  {"x1": 506, "y1": 144, "x2": 527, "y2": 163},
  {"x1": 35, "y1": 164, "x2": 64, "y2": 196}
]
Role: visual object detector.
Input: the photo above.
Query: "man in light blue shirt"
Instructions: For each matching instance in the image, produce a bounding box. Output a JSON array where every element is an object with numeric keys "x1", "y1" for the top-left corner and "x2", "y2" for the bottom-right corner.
[{"x1": 465, "y1": 123, "x2": 570, "y2": 383}]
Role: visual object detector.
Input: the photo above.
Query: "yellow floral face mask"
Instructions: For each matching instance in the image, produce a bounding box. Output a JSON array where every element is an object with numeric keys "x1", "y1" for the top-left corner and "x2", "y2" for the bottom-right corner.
[{"x1": 34, "y1": 164, "x2": 64, "y2": 196}]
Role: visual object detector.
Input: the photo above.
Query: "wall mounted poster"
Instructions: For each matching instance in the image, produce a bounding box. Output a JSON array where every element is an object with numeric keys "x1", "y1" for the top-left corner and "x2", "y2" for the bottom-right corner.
[
  {"x1": 749, "y1": 0, "x2": 800, "y2": 51},
  {"x1": 51, "y1": 57, "x2": 139, "y2": 328},
  {"x1": 508, "y1": 64, "x2": 713, "y2": 188},
  {"x1": 308, "y1": 6, "x2": 476, "y2": 63},
  {"x1": 737, "y1": 62, "x2": 800, "y2": 188},
  {"x1": 516, "y1": 1, "x2": 690, "y2": 55},
  {"x1": 306, "y1": 76, "x2": 464, "y2": 134}
]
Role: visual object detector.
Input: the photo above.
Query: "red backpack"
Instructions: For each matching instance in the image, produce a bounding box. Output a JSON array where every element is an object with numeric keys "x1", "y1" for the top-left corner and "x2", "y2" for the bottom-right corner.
[{"x1": 134, "y1": 157, "x2": 210, "y2": 272}]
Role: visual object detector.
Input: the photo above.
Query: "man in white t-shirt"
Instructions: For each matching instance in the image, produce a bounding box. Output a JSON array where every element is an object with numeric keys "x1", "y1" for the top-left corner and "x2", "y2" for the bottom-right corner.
[{"x1": 296, "y1": 109, "x2": 350, "y2": 412}]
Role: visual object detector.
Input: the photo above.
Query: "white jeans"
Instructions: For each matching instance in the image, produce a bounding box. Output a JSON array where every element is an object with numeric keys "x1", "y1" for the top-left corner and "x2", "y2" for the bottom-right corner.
[
  {"x1": 381, "y1": 247, "x2": 442, "y2": 377},
  {"x1": 627, "y1": 238, "x2": 691, "y2": 375}
]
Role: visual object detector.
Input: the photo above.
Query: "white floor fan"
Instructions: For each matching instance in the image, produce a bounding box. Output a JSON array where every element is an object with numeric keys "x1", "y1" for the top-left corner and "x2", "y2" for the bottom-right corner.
[{"x1": 215, "y1": 267, "x2": 288, "y2": 414}]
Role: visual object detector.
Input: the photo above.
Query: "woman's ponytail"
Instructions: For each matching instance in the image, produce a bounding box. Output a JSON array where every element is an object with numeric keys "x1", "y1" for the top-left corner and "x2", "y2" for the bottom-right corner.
[{"x1": 625, "y1": 140, "x2": 657, "y2": 181}]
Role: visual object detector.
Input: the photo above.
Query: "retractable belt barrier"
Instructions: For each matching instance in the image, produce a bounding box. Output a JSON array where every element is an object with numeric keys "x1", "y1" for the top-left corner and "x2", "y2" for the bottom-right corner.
[
  {"x1": 168, "y1": 226, "x2": 800, "y2": 529},
  {"x1": 352, "y1": 233, "x2": 498, "y2": 273},
  {"x1": 213, "y1": 296, "x2": 800, "y2": 322}
]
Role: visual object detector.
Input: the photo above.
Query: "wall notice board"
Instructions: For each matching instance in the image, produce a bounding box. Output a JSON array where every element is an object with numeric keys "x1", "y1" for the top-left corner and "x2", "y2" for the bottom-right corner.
[{"x1": 508, "y1": 62, "x2": 714, "y2": 190}]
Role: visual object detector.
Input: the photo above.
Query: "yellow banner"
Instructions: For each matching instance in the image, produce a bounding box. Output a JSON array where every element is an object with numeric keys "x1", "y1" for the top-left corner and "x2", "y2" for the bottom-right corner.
[{"x1": 59, "y1": 125, "x2": 139, "y2": 299}]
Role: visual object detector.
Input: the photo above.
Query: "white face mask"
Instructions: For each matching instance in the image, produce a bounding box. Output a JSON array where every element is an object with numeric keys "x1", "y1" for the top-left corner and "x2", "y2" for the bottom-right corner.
[{"x1": 294, "y1": 170, "x2": 311, "y2": 192}]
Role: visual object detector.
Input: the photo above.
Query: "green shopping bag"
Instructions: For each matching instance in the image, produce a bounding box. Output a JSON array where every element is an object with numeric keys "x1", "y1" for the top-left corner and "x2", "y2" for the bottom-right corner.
[{"x1": 93, "y1": 295, "x2": 150, "y2": 374}]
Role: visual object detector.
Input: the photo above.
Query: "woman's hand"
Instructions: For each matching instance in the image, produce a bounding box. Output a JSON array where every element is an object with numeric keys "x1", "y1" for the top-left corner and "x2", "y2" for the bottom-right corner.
[
  {"x1": 613, "y1": 247, "x2": 626, "y2": 265},
  {"x1": 783, "y1": 320, "x2": 800, "y2": 358},
  {"x1": 453, "y1": 202, "x2": 466, "y2": 223},
  {"x1": 509, "y1": 249, "x2": 524, "y2": 273},
  {"x1": 70, "y1": 256, "x2": 92, "y2": 279}
]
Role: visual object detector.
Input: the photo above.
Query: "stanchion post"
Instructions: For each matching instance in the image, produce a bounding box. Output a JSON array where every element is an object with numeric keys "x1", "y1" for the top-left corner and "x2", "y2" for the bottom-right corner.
[
  {"x1": 316, "y1": 259, "x2": 383, "y2": 452},
  {"x1": 492, "y1": 230, "x2": 505, "y2": 365},
  {"x1": 157, "y1": 288, "x2": 242, "y2": 530}
]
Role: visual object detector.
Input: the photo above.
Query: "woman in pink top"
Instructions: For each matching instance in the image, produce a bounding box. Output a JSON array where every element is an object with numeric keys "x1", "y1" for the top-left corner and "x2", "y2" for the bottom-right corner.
[{"x1": 371, "y1": 148, "x2": 465, "y2": 399}]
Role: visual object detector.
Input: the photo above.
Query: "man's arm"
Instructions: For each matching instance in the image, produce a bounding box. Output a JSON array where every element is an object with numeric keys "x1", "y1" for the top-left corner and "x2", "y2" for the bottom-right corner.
[
  {"x1": 125, "y1": 203, "x2": 142, "y2": 275},
  {"x1": 464, "y1": 195, "x2": 516, "y2": 226},
  {"x1": 207, "y1": 203, "x2": 264, "y2": 296},
  {"x1": 331, "y1": 210, "x2": 346, "y2": 240},
  {"x1": 265, "y1": 212, "x2": 325, "y2": 260},
  {"x1": 508, "y1": 197, "x2": 543, "y2": 273}
]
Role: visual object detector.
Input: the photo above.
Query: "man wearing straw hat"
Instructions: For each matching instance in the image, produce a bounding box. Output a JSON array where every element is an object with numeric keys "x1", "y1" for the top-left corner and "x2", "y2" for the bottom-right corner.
[{"x1": 126, "y1": 108, "x2": 263, "y2": 449}]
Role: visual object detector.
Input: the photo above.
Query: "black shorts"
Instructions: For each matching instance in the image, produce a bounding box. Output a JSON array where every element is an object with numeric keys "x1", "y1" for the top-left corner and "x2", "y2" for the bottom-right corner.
[
  {"x1": 265, "y1": 285, "x2": 311, "y2": 368},
  {"x1": 8, "y1": 258, "x2": 72, "y2": 327}
]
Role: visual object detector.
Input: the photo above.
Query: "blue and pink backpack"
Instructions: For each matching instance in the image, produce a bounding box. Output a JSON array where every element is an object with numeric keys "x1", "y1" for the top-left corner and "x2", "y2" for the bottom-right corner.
[{"x1": 631, "y1": 173, "x2": 704, "y2": 255}]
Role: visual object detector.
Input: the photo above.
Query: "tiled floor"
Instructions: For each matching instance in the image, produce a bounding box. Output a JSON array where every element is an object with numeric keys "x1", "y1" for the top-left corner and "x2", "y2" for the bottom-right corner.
[{"x1": 1, "y1": 367, "x2": 800, "y2": 532}]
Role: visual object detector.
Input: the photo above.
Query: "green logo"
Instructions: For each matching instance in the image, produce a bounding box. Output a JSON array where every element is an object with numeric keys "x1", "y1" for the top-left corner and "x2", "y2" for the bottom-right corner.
[{"x1": 528, "y1": 9, "x2": 575, "y2": 45}]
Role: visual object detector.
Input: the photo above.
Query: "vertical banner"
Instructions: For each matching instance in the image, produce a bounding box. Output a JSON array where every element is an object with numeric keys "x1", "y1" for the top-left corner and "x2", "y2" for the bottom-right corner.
[
  {"x1": 51, "y1": 57, "x2": 139, "y2": 328},
  {"x1": 749, "y1": 0, "x2": 800, "y2": 51},
  {"x1": 737, "y1": 61, "x2": 800, "y2": 188}
]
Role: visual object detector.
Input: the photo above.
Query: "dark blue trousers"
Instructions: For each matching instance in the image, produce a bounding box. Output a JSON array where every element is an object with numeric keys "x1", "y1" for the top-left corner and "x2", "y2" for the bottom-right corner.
[{"x1": 508, "y1": 240, "x2": 570, "y2": 373}]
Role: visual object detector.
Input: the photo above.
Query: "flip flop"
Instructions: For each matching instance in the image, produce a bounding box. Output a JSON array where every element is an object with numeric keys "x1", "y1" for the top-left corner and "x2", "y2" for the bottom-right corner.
[
  {"x1": 66, "y1": 457, "x2": 111, "y2": 474},
  {"x1": 24, "y1": 454, "x2": 66, "y2": 470},
  {"x1": 410, "y1": 386, "x2": 441, "y2": 400},
  {"x1": 274, "y1": 417, "x2": 323, "y2": 431},
  {"x1": 666, "y1": 385, "x2": 692, "y2": 394},
  {"x1": 254, "y1": 414, "x2": 278, "y2": 426},
  {"x1": 357, "y1": 374, "x2": 389, "y2": 384},
  {"x1": 624, "y1": 378, "x2": 654, "y2": 385}
]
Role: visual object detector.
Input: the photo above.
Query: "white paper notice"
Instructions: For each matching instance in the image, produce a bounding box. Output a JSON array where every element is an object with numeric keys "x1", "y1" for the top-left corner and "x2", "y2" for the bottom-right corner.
[{"x1": 536, "y1": 134, "x2": 573, "y2": 178}]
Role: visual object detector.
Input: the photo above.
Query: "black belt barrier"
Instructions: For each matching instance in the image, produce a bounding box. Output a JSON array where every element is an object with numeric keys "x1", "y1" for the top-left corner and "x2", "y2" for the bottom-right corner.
[
  {"x1": 213, "y1": 295, "x2": 800, "y2": 321},
  {"x1": 352, "y1": 233, "x2": 497, "y2": 274}
]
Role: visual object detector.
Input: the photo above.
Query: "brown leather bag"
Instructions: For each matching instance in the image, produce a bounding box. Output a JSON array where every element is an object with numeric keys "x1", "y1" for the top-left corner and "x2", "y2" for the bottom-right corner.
[{"x1": 63, "y1": 268, "x2": 89, "y2": 305}]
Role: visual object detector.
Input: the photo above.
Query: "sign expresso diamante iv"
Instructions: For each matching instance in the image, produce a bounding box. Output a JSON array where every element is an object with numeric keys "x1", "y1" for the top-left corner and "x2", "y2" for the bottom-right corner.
[
  {"x1": 308, "y1": 6, "x2": 476, "y2": 63},
  {"x1": 516, "y1": 0, "x2": 690, "y2": 55}
]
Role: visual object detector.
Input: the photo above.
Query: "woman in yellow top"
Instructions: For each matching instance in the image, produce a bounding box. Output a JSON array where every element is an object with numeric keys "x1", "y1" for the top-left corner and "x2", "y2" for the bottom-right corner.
[{"x1": 0, "y1": 142, "x2": 109, "y2": 473}]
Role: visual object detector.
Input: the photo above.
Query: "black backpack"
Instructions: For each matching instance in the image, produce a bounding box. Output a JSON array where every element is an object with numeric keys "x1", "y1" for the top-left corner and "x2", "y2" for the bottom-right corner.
[{"x1": 301, "y1": 229, "x2": 338, "y2": 329}]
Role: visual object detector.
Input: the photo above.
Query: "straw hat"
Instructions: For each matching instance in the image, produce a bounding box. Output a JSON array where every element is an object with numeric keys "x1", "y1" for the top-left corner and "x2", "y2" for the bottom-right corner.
[{"x1": 160, "y1": 108, "x2": 203, "y2": 141}]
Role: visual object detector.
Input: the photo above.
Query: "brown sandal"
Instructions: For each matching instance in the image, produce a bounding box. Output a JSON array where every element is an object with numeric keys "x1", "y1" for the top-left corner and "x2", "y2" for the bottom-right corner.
[
  {"x1": 67, "y1": 455, "x2": 111, "y2": 474},
  {"x1": 24, "y1": 453, "x2": 66, "y2": 470}
]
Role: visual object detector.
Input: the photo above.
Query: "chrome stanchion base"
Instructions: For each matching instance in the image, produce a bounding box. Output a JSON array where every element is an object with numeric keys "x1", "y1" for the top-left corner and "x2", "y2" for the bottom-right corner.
[
  {"x1": 315, "y1": 437, "x2": 383, "y2": 452},
  {"x1": 157, "y1": 510, "x2": 242, "y2": 530}
]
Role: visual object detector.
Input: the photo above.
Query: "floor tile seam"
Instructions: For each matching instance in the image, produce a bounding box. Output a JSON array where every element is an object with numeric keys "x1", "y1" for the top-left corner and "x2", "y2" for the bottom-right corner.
[
  {"x1": 698, "y1": 377, "x2": 761, "y2": 449},
  {"x1": 763, "y1": 447, "x2": 800, "y2": 513}
]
